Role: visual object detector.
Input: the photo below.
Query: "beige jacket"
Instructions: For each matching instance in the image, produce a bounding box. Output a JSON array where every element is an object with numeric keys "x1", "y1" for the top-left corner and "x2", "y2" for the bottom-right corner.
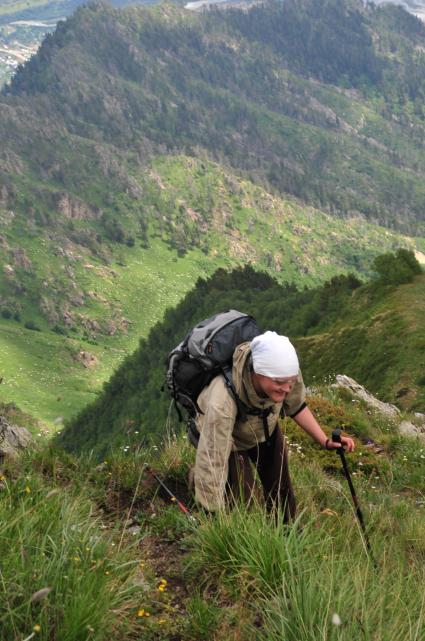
[{"x1": 194, "y1": 342, "x2": 306, "y2": 511}]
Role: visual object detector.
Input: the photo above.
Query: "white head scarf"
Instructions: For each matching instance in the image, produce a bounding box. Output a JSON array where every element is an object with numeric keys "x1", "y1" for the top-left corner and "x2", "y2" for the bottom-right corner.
[{"x1": 251, "y1": 331, "x2": 299, "y2": 378}]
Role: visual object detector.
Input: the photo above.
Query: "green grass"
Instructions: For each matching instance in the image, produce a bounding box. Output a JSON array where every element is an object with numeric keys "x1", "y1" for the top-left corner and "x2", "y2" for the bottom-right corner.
[
  {"x1": 296, "y1": 275, "x2": 425, "y2": 411},
  {"x1": 1, "y1": 384, "x2": 425, "y2": 640},
  {"x1": 0, "y1": 450, "x2": 141, "y2": 641},
  {"x1": 0, "y1": 237, "x2": 219, "y2": 426}
]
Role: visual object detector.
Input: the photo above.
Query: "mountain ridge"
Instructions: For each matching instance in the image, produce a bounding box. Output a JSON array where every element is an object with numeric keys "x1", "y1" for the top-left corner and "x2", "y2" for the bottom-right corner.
[{"x1": 58, "y1": 256, "x2": 424, "y2": 454}]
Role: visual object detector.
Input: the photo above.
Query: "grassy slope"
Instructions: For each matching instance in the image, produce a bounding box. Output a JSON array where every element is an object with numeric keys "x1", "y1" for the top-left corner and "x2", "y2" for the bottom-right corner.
[
  {"x1": 2, "y1": 1, "x2": 425, "y2": 236},
  {"x1": 296, "y1": 273, "x2": 425, "y2": 410},
  {"x1": 0, "y1": 239, "x2": 212, "y2": 425},
  {"x1": 1, "y1": 1, "x2": 424, "y2": 425},
  {"x1": 1, "y1": 385, "x2": 424, "y2": 640}
]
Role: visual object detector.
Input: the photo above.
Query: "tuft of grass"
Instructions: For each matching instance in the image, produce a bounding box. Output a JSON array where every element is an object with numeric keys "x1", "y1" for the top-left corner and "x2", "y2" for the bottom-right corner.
[
  {"x1": 0, "y1": 451, "x2": 141, "y2": 640},
  {"x1": 183, "y1": 594, "x2": 222, "y2": 640}
]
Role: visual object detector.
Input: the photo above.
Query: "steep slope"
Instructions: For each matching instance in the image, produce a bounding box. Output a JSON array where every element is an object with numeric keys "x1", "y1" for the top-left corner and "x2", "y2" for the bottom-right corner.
[
  {"x1": 296, "y1": 272, "x2": 425, "y2": 410},
  {"x1": 58, "y1": 256, "x2": 424, "y2": 455},
  {"x1": 1, "y1": 0, "x2": 425, "y2": 423},
  {"x1": 1, "y1": 156, "x2": 422, "y2": 424},
  {"x1": 3, "y1": 1, "x2": 425, "y2": 233}
]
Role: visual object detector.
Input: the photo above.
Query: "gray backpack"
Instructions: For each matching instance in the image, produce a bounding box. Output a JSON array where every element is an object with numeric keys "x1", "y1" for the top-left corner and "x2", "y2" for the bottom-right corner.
[{"x1": 166, "y1": 310, "x2": 262, "y2": 421}]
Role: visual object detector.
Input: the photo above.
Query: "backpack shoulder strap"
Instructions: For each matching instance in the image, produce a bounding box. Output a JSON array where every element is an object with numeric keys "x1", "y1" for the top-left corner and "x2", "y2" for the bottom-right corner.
[{"x1": 221, "y1": 365, "x2": 274, "y2": 445}]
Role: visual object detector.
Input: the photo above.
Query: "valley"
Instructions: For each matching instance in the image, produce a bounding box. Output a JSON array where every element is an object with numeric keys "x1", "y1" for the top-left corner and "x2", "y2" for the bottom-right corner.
[{"x1": 1, "y1": 0, "x2": 425, "y2": 429}]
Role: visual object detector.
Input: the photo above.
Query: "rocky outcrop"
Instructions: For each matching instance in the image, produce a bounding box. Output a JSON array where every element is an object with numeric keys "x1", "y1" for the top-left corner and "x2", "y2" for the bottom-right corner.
[
  {"x1": 54, "y1": 193, "x2": 102, "y2": 221},
  {"x1": 0, "y1": 416, "x2": 32, "y2": 460},
  {"x1": 11, "y1": 247, "x2": 33, "y2": 272},
  {"x1": 399, "y1": 414, "x2": 425, "y2": 440},
  {"x1": 74, "y1": 350, "x2": 98, "y2": 369},
  {"x1": 334, "y1": 375, "x2": 425, "y2": 442},
  {"x1": 334, "y1": 375, "x2": 400, "y2": 419}
]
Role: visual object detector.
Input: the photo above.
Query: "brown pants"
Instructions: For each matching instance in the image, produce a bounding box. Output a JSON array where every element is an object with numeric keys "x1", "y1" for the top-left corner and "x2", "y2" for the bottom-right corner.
[{"x1": 227, "y1": 426, "x2": 296, "y2": 523}]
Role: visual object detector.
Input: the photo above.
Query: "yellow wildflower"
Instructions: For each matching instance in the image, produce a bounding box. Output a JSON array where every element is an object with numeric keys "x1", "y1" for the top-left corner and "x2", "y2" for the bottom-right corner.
[
  {"x1": 25, "y1": 486, "x2": 31, "y2": 494},
  {"x1": 33, "y1": 624, "x2": 41, "y2": 633},
  {"x1": 138, "y1": 609, "x2": 150, "y2": 618}
]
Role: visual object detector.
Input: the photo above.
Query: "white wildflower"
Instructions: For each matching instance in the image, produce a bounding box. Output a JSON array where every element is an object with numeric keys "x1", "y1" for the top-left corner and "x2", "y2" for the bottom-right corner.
[{"x1": 331, "y1": 613, "x2": 342, "y2": 626}]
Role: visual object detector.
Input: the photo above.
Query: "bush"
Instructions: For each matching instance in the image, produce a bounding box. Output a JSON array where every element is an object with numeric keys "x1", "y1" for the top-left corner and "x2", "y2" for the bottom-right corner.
[
  {"x1": 52, "y1": 324, "x2": 67, "y2": 335},
  {"x1": 24, "y1": 320, "x2": 41, "y2": 331},
  {"x1": 373, "y1": 248, "x2": 422, "y2": 285}
]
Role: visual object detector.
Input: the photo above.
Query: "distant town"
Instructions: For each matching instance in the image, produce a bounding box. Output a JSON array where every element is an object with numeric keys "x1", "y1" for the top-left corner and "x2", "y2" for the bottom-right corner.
[{"x1": 0, "y1": 20, "x2": 57, "y2": 87}]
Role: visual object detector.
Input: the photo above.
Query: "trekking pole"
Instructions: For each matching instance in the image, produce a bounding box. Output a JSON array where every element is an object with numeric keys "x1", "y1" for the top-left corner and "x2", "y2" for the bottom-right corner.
[
  {"x1": 147, "y1": 467, "x2": 197, "y2": 524},
  {"x1": 331, "y1": 429, "x2": 377, "y2": 568}
]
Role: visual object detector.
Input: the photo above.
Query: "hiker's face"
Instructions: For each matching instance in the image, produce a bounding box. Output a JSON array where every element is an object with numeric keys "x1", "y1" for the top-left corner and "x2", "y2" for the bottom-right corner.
[{"x1": 253, "y1": 373, "x2": 298, "y2": 402}]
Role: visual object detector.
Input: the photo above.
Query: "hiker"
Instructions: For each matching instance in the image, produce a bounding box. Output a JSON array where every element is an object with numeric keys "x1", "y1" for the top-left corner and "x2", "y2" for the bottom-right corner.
[{"x1": 190, "y1": 331, "x2": 355, "y2": 521}]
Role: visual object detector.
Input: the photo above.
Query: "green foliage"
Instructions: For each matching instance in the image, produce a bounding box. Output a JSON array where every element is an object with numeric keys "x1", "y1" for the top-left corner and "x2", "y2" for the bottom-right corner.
[
  {"x1": 373, "y1": 248, "x2": 422, "y2": 285},
  {"x1": 2, "y1": 391, "x2": 425, "y2": 641},
  {"x1": 59, "y1": 254, "x2": 424, "y2": 454},
  {"x1": 24, "y1": 320, "x2": 41, "y2": 331},
  {"x1": 1, "y1": 0, "x2": 425, "y2": 429},
  {"x1": 184, "y1": 594, "x2": 221, "y2": 640}
]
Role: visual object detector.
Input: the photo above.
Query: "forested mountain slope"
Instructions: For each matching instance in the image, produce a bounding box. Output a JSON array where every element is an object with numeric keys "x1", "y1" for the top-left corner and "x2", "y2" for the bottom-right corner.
[
  {"x1": 3, "y1": 0, "x2": 425, "y2": 233},
  {"x1": 2, "y1": 0, "x2": 425, "y2": 423},
  {"x1": 59, "y1": 251, "x2": 424, "y2": 455}
]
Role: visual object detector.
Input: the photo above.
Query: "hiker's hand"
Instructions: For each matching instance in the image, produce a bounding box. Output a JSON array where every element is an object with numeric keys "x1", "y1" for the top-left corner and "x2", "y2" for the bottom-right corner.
[{"x1": 326, "y1": 436, "x2": 355, "y2": 452}]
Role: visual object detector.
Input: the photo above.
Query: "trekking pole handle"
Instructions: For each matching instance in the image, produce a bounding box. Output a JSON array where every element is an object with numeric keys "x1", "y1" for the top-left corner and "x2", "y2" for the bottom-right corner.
[{"x1": 331, "y1": 428, "x2": 343, "y2": 447}]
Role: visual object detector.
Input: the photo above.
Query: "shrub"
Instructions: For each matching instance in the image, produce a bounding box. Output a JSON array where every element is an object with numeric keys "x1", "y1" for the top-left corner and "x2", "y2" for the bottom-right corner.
[
  {"x1": 373, "y1": 248, "x2": 422, "y2": 285},
  {"x1": 24, "y1": 320, "x2": 41, "y2": 331}
]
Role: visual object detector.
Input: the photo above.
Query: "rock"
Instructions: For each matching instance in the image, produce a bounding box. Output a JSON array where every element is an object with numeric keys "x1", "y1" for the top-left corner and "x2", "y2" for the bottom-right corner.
[
  {"x1": 0, "y1": 416, "x2": 32, "y2": 460},
  {"x1": 62, "y1": 310, "x2": 75, "y2": 328},
  {"x1": 0, "y1": 234, "x2": 9, "y2": 250},
  {"x1": 3, "y1": 264, "x2": 14, "y2": 276},
  {"x1": 414, "y1": 412, "x2": 425, "y2": 424},
  {"x1": 54, "y1": 192, "x2": 102, "y2": 221},
  {"x1": 399, "y1": 421, "x2": 425, "y2": 441},
  {"x1": 334, "y1": 375, "x2": 425, "y2": 442},
  {"x1": 334, "y1": 375, "x2": 400, "y2": 419},
  {"x1": 11, "y1": 247, "x2": 32, "y2": 272},
  {"x1": 74, "y1": 351, "x2": 98, "y2": 369},
  {"x1": 126, "y1": 525, "x2": 142, "y2": 536}
]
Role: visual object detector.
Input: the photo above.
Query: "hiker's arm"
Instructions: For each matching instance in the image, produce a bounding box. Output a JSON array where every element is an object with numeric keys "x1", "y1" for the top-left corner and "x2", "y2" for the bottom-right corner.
[{"x1": 292, "y1": 406, "x2": 355, "y2": 452}]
